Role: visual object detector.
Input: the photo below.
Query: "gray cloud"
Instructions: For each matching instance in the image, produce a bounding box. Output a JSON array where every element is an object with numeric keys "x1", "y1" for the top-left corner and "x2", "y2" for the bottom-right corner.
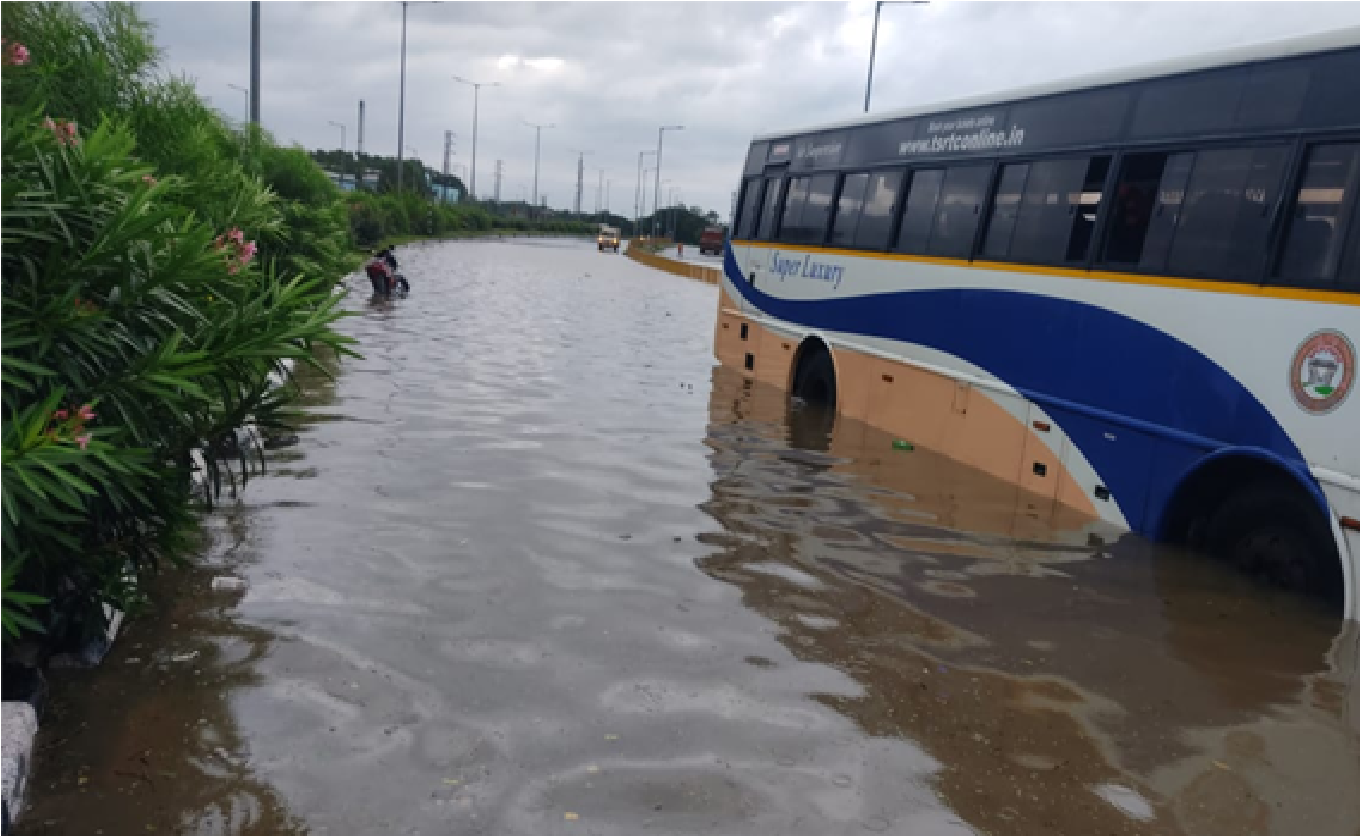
[{"x1": 139, "y1": 2, "x2": 1360, "y2": 220}]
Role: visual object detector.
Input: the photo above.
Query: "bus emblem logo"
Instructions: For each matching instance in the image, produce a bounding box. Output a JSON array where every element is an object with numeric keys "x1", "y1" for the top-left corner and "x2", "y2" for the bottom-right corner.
[{"x1": 1290, "y1": 330, "x2": 1355, "y2": 414}]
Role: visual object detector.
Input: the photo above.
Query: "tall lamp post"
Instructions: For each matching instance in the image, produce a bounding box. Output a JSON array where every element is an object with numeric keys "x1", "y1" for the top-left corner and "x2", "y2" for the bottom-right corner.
[
  {"x1": 640, "y1": 167, "x2": 653, "y2": 237},
  {"x1": 249, "y1": 2, "x2": 260, "y2": 125},
  {"x1": 328, "y1": 120, "x2": 347, "y2": 187},
  {"x1": 865, "y1": 1, "x2": 927, "y2": 113},
  {"x1": 635, "y1": 150, "x2": 655, "y2": 238},
  {"x1": 661, "y1": 179, "x2": 672, "y2": 238},
  {"x1": 652, "y1": 125, "x2": 683, "y2": 238},
  {"x1": 671, "y1": 187, "x2": 683, "y2": 243},
  {"x1": 395, "y1": 2, "x2": 439, "y2": 193},
  {"x1": 451, "y1": 75, "x2": 499, "y2": 202},
  {"x1": 397, "y1": 2, "x2": 408, "y2": 192},
  {"x1": 524, "y1": 120, "x2": 555, "y2": 210},
  {"x1": 227, "y1": 83, "x2": 249, "y2": 127}
]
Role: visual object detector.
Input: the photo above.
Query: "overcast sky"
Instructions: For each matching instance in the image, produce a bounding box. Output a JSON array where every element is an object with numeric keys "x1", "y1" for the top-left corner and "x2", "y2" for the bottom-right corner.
[{"x1": 137, "y1": 1, "x2": 1360, "y2": 220}]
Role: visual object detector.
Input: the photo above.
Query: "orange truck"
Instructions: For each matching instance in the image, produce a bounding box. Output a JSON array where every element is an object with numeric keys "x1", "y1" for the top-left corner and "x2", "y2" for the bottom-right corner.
[{"x1": 698, "y1": 226, "x2": 726, "y2": 256}]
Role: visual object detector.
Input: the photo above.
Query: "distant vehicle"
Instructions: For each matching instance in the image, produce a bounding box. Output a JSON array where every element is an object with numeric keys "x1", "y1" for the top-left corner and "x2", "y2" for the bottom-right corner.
[
  {"x1": 597, "y1": 226, "x2": 620, "y2": 252},
  {"x1": 699, "y1": 226, "x2": 726, "y2": 256},
  {"x1": 719, "y1": 27, "x2": 1360, "y2": 615}
]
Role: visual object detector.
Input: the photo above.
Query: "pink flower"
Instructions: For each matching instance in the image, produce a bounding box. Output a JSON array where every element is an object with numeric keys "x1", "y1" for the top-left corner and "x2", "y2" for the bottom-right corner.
[
  {"x1": 54, "y1": 409, "x2": 69, "y2": 420},
  {"x1": 77, "y1": 404, "x2": 96, "y2": 421},
  {"x1": 43, "y1": 117, "x2": 79, "y2": 146},
  {"x1": 227, "y1": 228, "x2": 244, "y2": 245},
  {"x1": 6, "y1": 42, "x2": 30, "y2": 67},
  {"x1": 239, "y1": 241, "x2": 257, "y2": 262},
  {"x1": 76, "y1": 434, "x2": 91, "y2": 450}
]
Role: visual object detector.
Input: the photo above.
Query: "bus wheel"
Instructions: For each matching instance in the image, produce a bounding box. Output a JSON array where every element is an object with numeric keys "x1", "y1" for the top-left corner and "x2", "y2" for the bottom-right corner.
[
  {"x1": 1204, "y1": 481, "x2": 1342, "y2": 608},
  {"x1": 791, "y1": 341, "x2": 837, "y2": 410}
]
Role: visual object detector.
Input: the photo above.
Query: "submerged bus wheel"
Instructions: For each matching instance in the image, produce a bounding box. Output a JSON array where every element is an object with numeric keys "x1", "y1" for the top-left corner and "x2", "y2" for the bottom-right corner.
[
  {"x1": 789, "y1": 339, "x2": 837, "y2": 449},
  {"x1": 1204, "y1": 481, "x2": 1344, "y2": 611},
  {"x1": 791, "y1": 340, "x2": 837, "y2": 410}
]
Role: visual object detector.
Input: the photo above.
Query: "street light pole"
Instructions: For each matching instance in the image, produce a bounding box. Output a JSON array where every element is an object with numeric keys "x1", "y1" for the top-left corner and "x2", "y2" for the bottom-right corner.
[
  {"x1": 452, "y1": 76, "x2": 500, "y2": 202},
  {"x1": 397, "y1": 1, "x2": 408, "y2": 193},
  {"x1": 635, "y1": 150, "x2": 655, "y2": 238},
  {"x1": 640, "y1": 168, "x2": 652, "y2": 236},
  {"x1": 653, "y1": 125, "x2": 683, "y2": 238},
  {"x1": 865, "y1": 1, "x2": 927, "y2": 113},
  {"x1": 227, "y1": 83, "x2": 249, "y2": 127},
  {"x1": 661, "y1": 179, "x2": 672, "y2": 237},
  {"x1": 328, "y1": 120, "x2": 347, "y2": 187},
  {"x1": 249, "y1": 2, "x2": 260, "y2": 125},
  {"x1": 524, "y1": 120, "x2": 554, "y2": 210}
]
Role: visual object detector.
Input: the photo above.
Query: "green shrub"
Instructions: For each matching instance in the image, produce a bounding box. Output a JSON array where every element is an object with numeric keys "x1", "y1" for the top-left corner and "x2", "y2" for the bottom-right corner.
[{"x1": 2, "y1": 3, "x2": 355, "y2": 645}]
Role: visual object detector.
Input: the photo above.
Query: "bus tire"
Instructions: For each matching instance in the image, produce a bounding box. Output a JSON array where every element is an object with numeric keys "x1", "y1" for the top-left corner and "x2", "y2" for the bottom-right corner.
[
  {"x1": 791, "y1": 342, "x2": 837, "y2": 410},
  {"x1": 1204, "y1": 481, "x2": 1341, "y2": 607}
]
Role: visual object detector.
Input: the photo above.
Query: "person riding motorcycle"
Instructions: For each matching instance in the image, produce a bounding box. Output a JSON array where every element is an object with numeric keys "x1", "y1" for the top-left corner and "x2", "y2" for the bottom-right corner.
[
  {"x1": 365, "y1": 250, "x2": 392, "y2": 297},
  {"x1": 383, "y1": 246, "x2": 410, "y2": 294}
]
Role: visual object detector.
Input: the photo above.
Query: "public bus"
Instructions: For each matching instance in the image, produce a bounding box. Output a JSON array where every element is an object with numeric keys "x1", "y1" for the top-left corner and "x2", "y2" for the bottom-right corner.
[{"x1": 714, "y1": 27, "x2": 1360, "y2": 616}]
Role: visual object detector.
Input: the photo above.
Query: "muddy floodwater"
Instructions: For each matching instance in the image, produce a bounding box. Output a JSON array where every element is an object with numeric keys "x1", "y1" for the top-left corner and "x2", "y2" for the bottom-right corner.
[{"x1": 24, "y1": 239, "x2": 1360, "y2": 836}]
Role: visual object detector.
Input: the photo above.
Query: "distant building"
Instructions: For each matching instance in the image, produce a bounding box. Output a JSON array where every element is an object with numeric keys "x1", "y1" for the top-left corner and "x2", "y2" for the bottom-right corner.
[
  {"x1": 323, "y1": 167, "x2": 381, "y2": 192},
  {"x1": 430, "y1": 182, "x2": 462, "y2": 204}
]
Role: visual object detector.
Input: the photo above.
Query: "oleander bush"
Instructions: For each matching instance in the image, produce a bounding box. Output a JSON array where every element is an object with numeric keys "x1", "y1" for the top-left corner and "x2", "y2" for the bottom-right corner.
[{"x1": 2, "y1": 3, "x2": 355, "y2": 647}]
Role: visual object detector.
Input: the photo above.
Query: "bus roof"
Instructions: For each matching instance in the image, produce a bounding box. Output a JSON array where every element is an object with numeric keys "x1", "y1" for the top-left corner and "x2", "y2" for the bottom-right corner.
[{"x1": 753, "y1": 25, "x2": 1360, "y2": 142}]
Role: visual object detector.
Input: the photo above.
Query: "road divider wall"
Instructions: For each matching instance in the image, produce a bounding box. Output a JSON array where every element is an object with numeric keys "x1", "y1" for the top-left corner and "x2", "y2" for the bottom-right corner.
[{"x1": 626, "y1": 242, "x2": 722, "y2": 285}]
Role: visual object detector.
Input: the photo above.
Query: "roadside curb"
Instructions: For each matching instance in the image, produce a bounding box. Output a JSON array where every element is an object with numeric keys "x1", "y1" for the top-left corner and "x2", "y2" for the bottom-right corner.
[{"x1": 2, "y1": 702, "x2": 38, "y2": 835}]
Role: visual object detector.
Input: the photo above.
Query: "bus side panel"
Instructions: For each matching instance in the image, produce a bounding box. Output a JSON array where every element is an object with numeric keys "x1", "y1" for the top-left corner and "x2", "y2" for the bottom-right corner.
[{"x1": 1043, "y1": 405, "x2": 1161, "y2": 535}]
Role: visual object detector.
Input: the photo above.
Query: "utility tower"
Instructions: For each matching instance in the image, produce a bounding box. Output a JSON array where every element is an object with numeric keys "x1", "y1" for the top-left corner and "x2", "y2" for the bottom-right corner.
[
  {"x1": 357, "y1": 100, "x2": 365, "y2": 154},
  {"x1": 570, "y1": 150, "x2": 593, "y2": 215},
  {"x1": 493, "y1": 160, "x2": 503, "y2": 203}
]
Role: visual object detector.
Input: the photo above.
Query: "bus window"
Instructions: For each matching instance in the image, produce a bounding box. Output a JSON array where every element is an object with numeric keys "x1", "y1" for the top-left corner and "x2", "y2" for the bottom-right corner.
[
  {"x1": 831, "y1": 172, "x2": 869, "y2": 247},
  {"x1": 927, "y1": 165, "x2": 992, "y2": 259},
  {"x1": 895, "y1": 169, "x2": 944, "y2": 254},
  {"x1": 735, "y1": 178, "x2": 764, "y2": 240},
  {"x1": 1065, "y1": 157, "x2": 1111, "y2": 263},
  {"x1": 1101, "y1": 152, "x2": 1193, "y2": 272},
  {"x1": 756, "y1": 176, "x2": 784, "y2": 240},
  {"x1": 982, "y1": 164, "x2": 1030, "y2": 258},
  {"x1": 1275, "y1": 143, "x2": 1360, "y2": 289},
  {"x1": 1167, "y1": 146, "x2": 1287, "y2": 280},
  {"x1": 854, "y1": 171, "x2": 903, "y2": 250},
  {"x1": 779, "y1": 177, "x2": 811, "y2": 241},
  {"x1": 797, "y1": 173, "x2": 838, "y2": 245},
  {"x1": 1013, "y1": 157, "x2": 1110, "y2": 265}
]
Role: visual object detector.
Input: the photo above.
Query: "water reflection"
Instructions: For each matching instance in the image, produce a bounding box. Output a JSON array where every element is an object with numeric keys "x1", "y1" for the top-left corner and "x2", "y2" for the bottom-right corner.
[
  {"x1": 699, "y1": 364, "x2": 1360, "y2": 836},
  {"x1": 23, "y1": 507, "x2": 308, "y2": 835}
]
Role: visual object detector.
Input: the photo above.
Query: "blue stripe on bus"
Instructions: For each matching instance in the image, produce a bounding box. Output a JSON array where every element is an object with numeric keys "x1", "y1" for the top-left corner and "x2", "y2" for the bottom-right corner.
[{"x1": 722, "y1": 245, "x2": 1322, "y2": 535}]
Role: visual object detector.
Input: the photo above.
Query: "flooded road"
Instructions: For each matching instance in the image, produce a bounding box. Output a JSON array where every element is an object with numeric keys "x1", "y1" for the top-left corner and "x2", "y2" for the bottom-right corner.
[{"x1": 24, "y1": 239, "x2": 1360, "y2": 836}]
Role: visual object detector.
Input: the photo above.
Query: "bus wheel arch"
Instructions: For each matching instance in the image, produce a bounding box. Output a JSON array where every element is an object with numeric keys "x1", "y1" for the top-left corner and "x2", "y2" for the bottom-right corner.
[
  {"x1": 1159, "y1": 452, "x2": 1344, "y2": 613},
  {"x1": 790, "y1": 336, "x2": 838, "y2": 412}
]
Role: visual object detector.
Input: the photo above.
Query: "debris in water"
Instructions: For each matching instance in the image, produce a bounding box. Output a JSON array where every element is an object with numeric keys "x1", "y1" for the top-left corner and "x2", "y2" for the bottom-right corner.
[
  {"x1": 564, "y1": 812, "x2": 579, "y2": 821},
  {"x1": 211, "y1": 576, "x2": 247, "y2": 591},
  {"x1": 892, "y1": 439, "x2": 914, "y2": 451}
]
